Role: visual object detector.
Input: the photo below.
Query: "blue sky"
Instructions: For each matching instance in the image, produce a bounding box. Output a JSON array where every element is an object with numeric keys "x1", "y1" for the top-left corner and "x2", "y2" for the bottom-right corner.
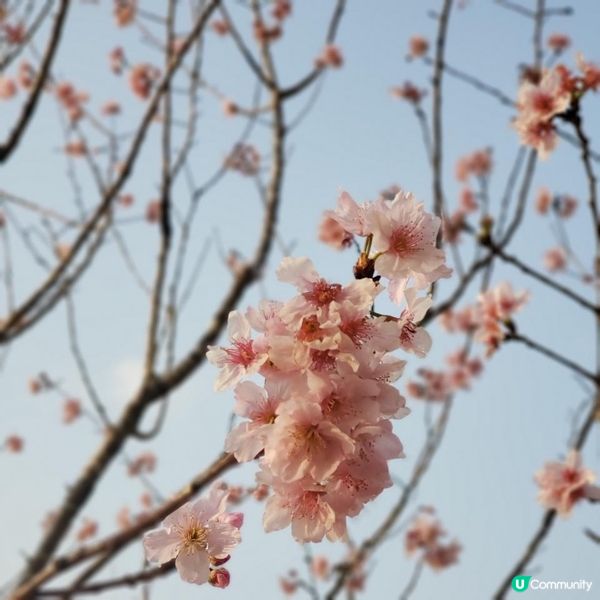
[{"x1": 1, "y1": 1, "x2": 600, "y2": 598}]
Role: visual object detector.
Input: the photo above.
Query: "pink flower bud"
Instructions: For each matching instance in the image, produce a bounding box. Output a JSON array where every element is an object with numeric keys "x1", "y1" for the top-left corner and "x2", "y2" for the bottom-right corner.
[{"x1": 209, "y1": 568, "x2": 230, "y2": 588}]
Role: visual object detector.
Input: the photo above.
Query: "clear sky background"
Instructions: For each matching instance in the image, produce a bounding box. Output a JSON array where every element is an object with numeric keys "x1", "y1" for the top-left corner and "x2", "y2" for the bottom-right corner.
[{"x1": 1, "y1": 1, "x2": 600, "y2": 599}]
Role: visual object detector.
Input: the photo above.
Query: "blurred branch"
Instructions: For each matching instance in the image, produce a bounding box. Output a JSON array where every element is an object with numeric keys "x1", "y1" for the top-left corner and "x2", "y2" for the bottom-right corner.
[{"x1": 0, "y1": 0, "x2": 70, "y2": 163}]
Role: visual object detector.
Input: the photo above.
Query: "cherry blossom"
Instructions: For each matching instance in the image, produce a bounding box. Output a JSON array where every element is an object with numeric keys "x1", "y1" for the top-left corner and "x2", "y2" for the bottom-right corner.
[
  {"x1": 535, "y1": 451, "x2": 596, "y2": 517},
  {"x1": 143, "y1": 485, "x2": 242, "y2": 585},
  {"x1": 207, "y1": 311, "x2": 268, "y2": 390}
]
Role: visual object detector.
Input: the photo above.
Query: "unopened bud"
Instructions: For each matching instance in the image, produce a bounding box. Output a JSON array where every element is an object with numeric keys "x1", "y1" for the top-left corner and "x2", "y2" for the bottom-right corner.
[{"x1": 209, "y1": 567, "x2": 230, "y2": 588}]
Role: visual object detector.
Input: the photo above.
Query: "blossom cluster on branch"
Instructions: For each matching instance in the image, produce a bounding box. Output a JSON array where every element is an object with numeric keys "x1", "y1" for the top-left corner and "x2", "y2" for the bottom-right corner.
[{"x1": 202, "y1": 190, "x2": 450, "y2": 550}]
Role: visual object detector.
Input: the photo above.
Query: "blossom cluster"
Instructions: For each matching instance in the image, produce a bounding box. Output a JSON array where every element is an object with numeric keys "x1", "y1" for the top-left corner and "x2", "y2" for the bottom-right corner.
[
  {"x1": 407, "y1": 349, "x2": 483, "y2": 402},
  {"x1": 404, "y1": 508, "x2": 461, "y2": 570},
  {"x1": 206, "y1": 189, "x2": 450, "y2": 543},
  {"x1": 440, "y1": 282, "x2": 528, "y2": 355},
  {"x1": 514, "y1": 57, "x2": 600, "y2": 158},
  {"x1": 535, "y1": 450, "x2": 600, "y2": 517}
]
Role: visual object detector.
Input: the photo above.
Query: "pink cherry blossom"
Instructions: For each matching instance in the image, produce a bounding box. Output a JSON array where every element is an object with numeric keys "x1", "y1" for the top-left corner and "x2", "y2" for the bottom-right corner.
[
  {"x1": 207, "y1": 311, "x2": 268, "y2": 390},
  {"x1": 424, "y1": 541, "x2": 462, "y2": 570},
  {"x1": 547, "y1": 33, "x2": 570, "y2": 53},
  {"x1": 0, "y1": 76, "x2": 17, "y2": 100},
  {"x1": 114, "y1": 0, "x2": 136, "y2": 27},
  {"x1": 368, "y1": 191, "x2": 451, "y2": 289},
  {"x1": 62, "y1": 398, "x2": 82, "y2": 424},
  {"x1": 225, "y1": 379, "x2": 287, "y2": 461},
  {"x1": 128, "y1": 64, "x2": 160, "y2": 100},
  {"x1": 535, "y1": 187, "x2": 552, "y2": 214},
  {"x1": 396, "y1": 287, "x2": 432, "y2": 357},
  {"x1": 535, "y1": 450, "x2": 595, "y2": 517},
  {"x1": 265, "y1": 400, "x2": 355, "y2": 482},
  {"x1": 543, "y1": 247, "x2": 567, "y2": 272},
  {"x1": 407, "y1": 35, "x2": 429, "y2": 59},
  {"x1": 143, "y1": 485, "x2": 242, "y2": 585},
  {"x1": 210, "y1": 19, "x2": 230, "y2": 36},
  {"x1": 4, "y1": 435, "x2": 24, "y2": 453},
  {"x1": 405, "y1": 514, "x2": 444, "y2": 553},
  {"x1": 315, "y1": 45, "x2": 343, "y2": 69},
  {"x1": 557, "y1": 194, "x2": 577, "y2": 218},
  {"x1": 318, "y1": 214, "x2": 354, "y2": 250},
  {"x1": 390, "y1": 81, "x2": 426, "y2": 105},
  {"x1": 455, "y1": 148, "x2": 492, "y2": 182}
]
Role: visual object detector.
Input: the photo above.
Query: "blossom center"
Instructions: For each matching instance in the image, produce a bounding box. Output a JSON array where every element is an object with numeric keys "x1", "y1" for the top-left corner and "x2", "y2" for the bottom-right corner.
[
  {"x1": 390, "y1": 225, "x2": 422, "y2": 256},
  {"x1": 303, "y1": 280, "x2": 342, "y2": 306},
  {"x1": 183, "y1": 525, "x2": 208, "y2": 551},
  {"x1": 225, "y1": 339, "x2": 256, "y2": 367}
]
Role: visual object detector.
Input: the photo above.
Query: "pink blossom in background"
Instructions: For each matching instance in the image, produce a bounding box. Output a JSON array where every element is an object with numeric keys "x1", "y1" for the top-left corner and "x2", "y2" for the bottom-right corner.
[
  {"x1": 405, "y1": 510, "x2": 461, "y2": 571},
  {"x1": 424, "y1": 541, "x2": 462, "y2": 570},
  {"x1": 407, "y1": 35, "x2": 429, "y2": 59},
  {"x1": 145, "y1": 200, "x2": 162, "y2": 223},
  {"x1": 4, "y1": 22, "x2": 25, "y2": 44},
  {"x1": 101, "y1": 100, "x2": 121, "y2": 116},
  {"x1": 224, "y1": 143, "x2": 261, "y2": 176},
  {"x1": 128, "y1": 452, "x2": 157, "y2": 476},
  {"x1": 315, "y1": 45, "x2": 344, "y2": 69},
  {"x1": 4, "y1": 435, "x2": 24, "y2": 453},
  {"x1": 118, "y1": 193, "x2": 135, "y2": 207},
  {"x1": 455, "y1": 148, "x2": 493, "y2": 182},
  {"x1": 221, "y1": 98, "x2": 239, "y2": 117},
  {"x1": 128, "y1": 63, "x2": 160, "y2": 100},
  {"x1": 543, "y1": 247, "x2": 568, "y2": 272},
  {"x1": 0, "y1": 76, "x2": 17, "y2": 100},
  {"x1": 318, "y1": 213, "x2": 354, "y2": 250},
  {"x1": 113, "y1": 0, "x2": 136, "y2": 27},
  {"x1": 253, "y1": 19, "x2": 281, "y2": 44},
  {"x1": 557, "y1": 194, "x2": 578, "y2": 218},
  {"x1": 109, "y1": 47, "x2": 125, "y2": 74},
  {"x1": 55, "y1": 82, "x2": 89, "y2": 122},
  {"x1": 272, "y1": 0, "x2": 292, "y2": 21},
  {"x1": 577, "y1": 53, "x2": 600, "y2": 92},
  {"x1": 62, "y1": 398, "x2": 82, "y2": 424},
  {"x1": 535, "y1": 451, "x2": 596, "y2": 517},
  {"x1": 143, "y1": 485, "x2": 242, "y2": 585},
  {"x1": 547, "y1": 33, "x2": 571, "y2": 53},
  {"x1": 17, "y1": 60, "x2": 35, "y2": 89},
  {"x1": 390, "y1": 81, "x2": 426, "y2": 104},
  {"x1": 535, "y1": 186, "x2": 552, "y2": 214},
  {"x1": 311, "y1": 555, "x2": 330, "y2": 580},
  {"x1": 76, "y1": 518, "x2": 98, "y2": 542},
  {"x1": 405, "y1": 514, "x2": 444, "y2": 553},
  {"x1": 64, "y1": 141, "x2": 87, "y2": 157},
  {"x1": 459, "y1": 187, "x2": 478, "y2": 213},
  {"x1": 210, "y1": 19, "x2": 230, "y2": 36}
]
